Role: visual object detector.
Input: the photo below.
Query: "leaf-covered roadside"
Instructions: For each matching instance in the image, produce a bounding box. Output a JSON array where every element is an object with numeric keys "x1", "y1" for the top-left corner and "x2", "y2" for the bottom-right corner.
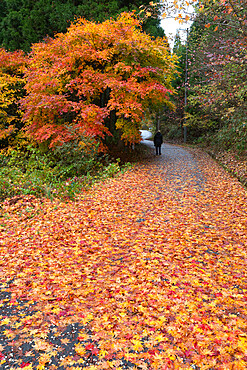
[
  {"x1": 1, "y1": 148, "x2": 247, "y2": 369},
  {"x1": 207, "y1": 149, "x2": 247, "y2": 189}
]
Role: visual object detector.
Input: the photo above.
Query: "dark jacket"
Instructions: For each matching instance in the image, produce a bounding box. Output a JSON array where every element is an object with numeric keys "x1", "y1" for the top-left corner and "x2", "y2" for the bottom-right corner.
[{"x1": 154, "y1": 131, "x2": 163, "y2": 147}]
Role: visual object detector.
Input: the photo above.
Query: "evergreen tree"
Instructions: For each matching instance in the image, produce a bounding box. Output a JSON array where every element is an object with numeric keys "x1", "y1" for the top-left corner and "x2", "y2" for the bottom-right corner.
[
  {"x1": 0, "y1": 0, "x2": 77, "y2": 52},
  {"x1": 159, "y1": 32, "x2": 186, "y2": 140},
  {"x1": 0, "y1": 0, "x2": 165, "y2": 52}
]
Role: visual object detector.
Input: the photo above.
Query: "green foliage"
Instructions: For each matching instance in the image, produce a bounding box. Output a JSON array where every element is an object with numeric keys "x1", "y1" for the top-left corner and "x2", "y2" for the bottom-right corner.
[
  {"x1": 155, "y1": 33, "x2": 185, "y2": 142},
  {"x1": 182, "y1": 0, "x2": 247, "y2": 145},
  {"x1": 166, "y1": 123, "x2": 183, "y2": 141},
  {"x1": 0, "y1": 139, "x2": 130, "y2": 202},
  {"x1": 0, "y1": 0, "x2": 76, "y2": 52},
  {"x1": 141, "y1": 16, "x2": 165, "y2": 39},
  {"x1": 0, "y1": 0, "x2": 164, "y2": 52},
  {"x1": 210, "y1": 122, "x2": 247, "y2": 154}
]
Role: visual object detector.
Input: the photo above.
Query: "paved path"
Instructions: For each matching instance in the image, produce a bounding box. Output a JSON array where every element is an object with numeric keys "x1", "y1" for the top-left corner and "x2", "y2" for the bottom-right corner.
[
  {"x1": 1, "y1": 143, "x2": 247, "y2": 369},
  {"x1": 142, "y1": 140, "x2": 205, "y2": 192}
]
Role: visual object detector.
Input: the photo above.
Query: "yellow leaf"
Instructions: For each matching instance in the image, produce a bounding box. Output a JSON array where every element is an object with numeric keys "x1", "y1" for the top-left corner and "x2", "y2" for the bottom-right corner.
[
  {"x1": 38, "y1": 354, "x2": 51, "y2": 365},
  {"x1": 75, "y1": 343, "x2": 86, "y2": 356},
  {"x1": 3, "y1": 330, "x2": 15, "y2": 339},
  {"x1": 201, "y1": 348, "x2": 214, "y2": 355},
  {"x1": 238, "y1": 337, "x2": 247, "y2": 352},
  {"x1": 99, "y1": 349, "x2": 108, "y2": 359},
  {"x1": 231, "y1": 360, "x2": 247, "y2": 369},
  {"x1": 14, "y1": 322, "x2": 22, "y2": 329},
  {"x1": 155, "y1": 334, "x2": 165, "y2": 342},
  {"x1": 1, "y1": 318, "x2": 10, "y2": 325},
  {"x1": 131, "y1": 339, "x2": 143, "y2": 351},
  {"x1": 37, "y1": 365, "x2": 45, "y2": 370},
  {"x1": 52, "y1": 307, "x2": 61, "y2": 314}
]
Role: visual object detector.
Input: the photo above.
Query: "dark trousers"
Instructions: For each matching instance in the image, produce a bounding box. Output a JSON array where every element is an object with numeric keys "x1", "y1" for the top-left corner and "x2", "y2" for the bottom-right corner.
[{"x1": 155, "y1": 145, "x2": 161, "y2": 155}]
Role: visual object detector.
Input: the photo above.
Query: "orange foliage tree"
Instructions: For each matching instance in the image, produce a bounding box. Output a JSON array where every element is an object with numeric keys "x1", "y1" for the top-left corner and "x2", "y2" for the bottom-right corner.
[
  {"x1": 0, "y1": 48, "x2": 26, "y2": 148},
  {"x1": 21, "y1": 12, "x2": 177, "y2": 149}
]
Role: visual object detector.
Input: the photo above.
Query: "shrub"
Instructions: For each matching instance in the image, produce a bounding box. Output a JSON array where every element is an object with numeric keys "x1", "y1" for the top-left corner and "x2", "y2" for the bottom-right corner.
[{"x1": 0, "y1": 141, "x2": 131, "y2": 202}]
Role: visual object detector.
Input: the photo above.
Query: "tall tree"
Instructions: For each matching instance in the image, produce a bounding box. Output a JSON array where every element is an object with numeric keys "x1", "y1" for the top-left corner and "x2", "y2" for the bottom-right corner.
[
  {"x1": 0, "y1": 0, "x2": 77, "y2": 52},
  {"x1": 0, "y1": 48, "x2": 26, "y2": 148},
  {"x1": 178, "y1": 0, "x2": 247, "y2": 141},
  {"x1": 172, "y1": 32, "x2": 186, "y2": 131},
  {"x1": 0, "y1": 0, "x2": 165, "y2": 52},
  {"x1": 20, "y1": 13, "x2": 176, "y2": 148},
  {"x1": 158, "y1": 32, "x2": 186, "y2": 140}
]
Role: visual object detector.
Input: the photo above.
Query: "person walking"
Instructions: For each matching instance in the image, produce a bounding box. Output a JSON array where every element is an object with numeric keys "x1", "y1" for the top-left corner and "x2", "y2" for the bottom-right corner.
[{"x1": 154, "y1": 130, "x2": 163, "y2": 155}]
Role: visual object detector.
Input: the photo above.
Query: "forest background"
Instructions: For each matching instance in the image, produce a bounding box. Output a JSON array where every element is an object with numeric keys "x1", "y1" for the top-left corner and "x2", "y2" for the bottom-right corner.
[{"x1": 0, "y1": 0, "x2": 246, "y2": 202}]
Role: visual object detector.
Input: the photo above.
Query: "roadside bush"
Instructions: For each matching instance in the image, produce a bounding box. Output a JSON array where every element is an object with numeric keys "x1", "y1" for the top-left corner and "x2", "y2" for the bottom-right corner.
[
  {"x1": 0, "y1": 141, "x2": 130, "y2": 202},
  {"x1": 204, "y1": 121, "x2": 247, "y2": 154},
  {"x1": 166, "y1": 125, "x2": 182, "y2": 141}
]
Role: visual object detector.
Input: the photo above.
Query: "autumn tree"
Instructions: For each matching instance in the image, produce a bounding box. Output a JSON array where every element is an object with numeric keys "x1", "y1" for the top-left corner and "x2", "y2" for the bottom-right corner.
[
  {"x1": 0, "y1": 48, "x2": 26, "y2": 148},
  {"x1": 21, "y1": 12, "x2": 176, "y2": 149}
]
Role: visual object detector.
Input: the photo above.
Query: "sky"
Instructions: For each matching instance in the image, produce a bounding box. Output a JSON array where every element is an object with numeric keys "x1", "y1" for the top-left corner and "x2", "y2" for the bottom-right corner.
[
  {"x1": 160, "y1": 6, "x2": 194, "y2": 50},
  {"x1": 161, "y1": 17, "x2": 189, "y2": 49}
]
